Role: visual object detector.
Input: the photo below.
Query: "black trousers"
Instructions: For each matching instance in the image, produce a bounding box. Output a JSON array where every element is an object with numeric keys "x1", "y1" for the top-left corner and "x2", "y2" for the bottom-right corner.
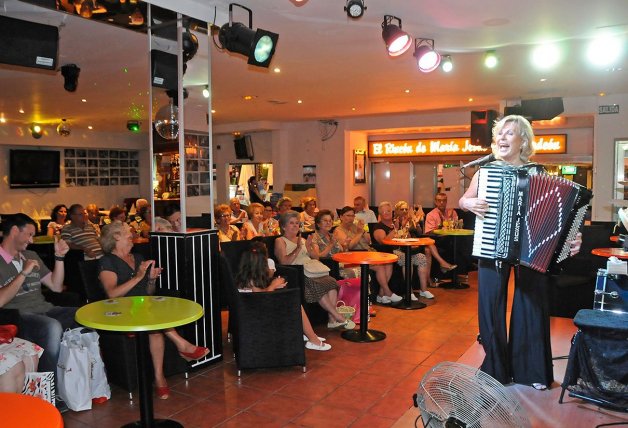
[{"x1": 477, "y1": 259, "x2": 553, "y2": 386}]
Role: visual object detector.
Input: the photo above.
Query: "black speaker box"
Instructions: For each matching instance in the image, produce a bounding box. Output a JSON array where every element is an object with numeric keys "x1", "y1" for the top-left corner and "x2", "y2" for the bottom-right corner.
[
  {"x1": 470, "y1": 110, "x2": 498, "y2": 147},
  {"x1": 234, "y1": 135, "x2": 254, "y2": 160},
  {"x1": 504, "y1": 97, "x2": 564, "y2": 121},
  {"x1": 0, "y1": 16, "x2": 58, "y2": 70},
  {"x1": 151, "y1": 50, "x2": 177, "y2": 90}
]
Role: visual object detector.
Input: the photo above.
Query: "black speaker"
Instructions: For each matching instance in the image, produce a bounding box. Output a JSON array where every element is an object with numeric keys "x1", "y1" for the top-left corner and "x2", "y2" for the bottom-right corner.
[
  {"x1": 470, "y1": 110, "x2": 498, "y2": 147},
  {"x1": 504, "y1": 97, "x2": 564, "y2": 121},
  {"x1": 151, "y1": 50, "x2": 177, "y2": 90},
  {"x1": 0, "y1": 16, "x2": 58, "y2": 70},
  {"x1": 234, "y1": 135, "x2": 254, "y2": 160}
]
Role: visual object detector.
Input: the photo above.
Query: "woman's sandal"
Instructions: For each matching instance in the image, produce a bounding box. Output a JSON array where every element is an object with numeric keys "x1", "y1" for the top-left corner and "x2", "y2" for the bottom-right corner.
[
  {"x1": 155, "y1": 385, "x2": 170, "y2": 400},
  {"x1": 532, "y1": 383, "x2": 547, "y2": 391},
  {"x1": 179, "y1": 346, "x2": 210, "y2": 362},
  {"x1": 440, "y1": 264, "x2": 457, "y2": 273}
]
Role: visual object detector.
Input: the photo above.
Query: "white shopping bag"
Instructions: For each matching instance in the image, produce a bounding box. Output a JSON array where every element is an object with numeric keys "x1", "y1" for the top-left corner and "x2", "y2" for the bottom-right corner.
[
  {"x1": 80, "y1": 330, "x2": 111, "y2": 401},
  {"x1": 57, "y1": 328, "x2": 92, "y2": 411}
]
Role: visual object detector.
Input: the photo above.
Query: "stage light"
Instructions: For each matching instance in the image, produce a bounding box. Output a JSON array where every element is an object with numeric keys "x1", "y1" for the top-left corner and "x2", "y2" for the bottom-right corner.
[
  {"x1": 484, "y1": 50, "x2": 498, "y2": 68},
  {"x1": 61, "y1": 64, "x2": 80, "y2": 92},
  {"x1": 182, "y1": 29, "x2": 199, "y2": 63},
  {"x1": 587, "y1": 34, "x2": 622, "y2": 66},
  {"x1": 414, "y1": 38, "x2": 440, "y2": 73},
  {"x1": 345, "y1": 0, "x2": 366, "y2": 18},
  {"x1": 30, "y1": 123, "x2": 43, "y2": 139},
  {"x1": 218, "y1": 3, "x2": 279, "y2": 68},
  {"x1": 202, "y1": 85, "x2": 210, "y2": 98},
  {"x1": 57, "y1": 118, "x2": 71, "y2": 136},
  {"x1": 441, "y1": 55, "x2": 453, "y2": 72},
  {"x1": 126, "y1": 120, "x2": 141, "y2": 133},
  {"x1": 381, "y1": 15, "x2": 412, "y2": 57}
]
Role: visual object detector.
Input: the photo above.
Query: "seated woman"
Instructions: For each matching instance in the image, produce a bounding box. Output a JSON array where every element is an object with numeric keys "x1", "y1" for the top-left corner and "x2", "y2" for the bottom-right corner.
[
  {"x1": 241, "y1": 203, "x2": 264, "y2": 240},
  {"x1": 98, "y1": 221, "x2": 209, "y2": 400},
  {"x1": 235, "y1": 242, "x2": 331, "y2": 351},
  {"x1": 310, "y1": 209, "x2": 343, "y2": 259},
  {"x1": 106, "y1": 205, "x2": 127, "y2": 224},
  {"x1": 47, "y1": 204, "x2": 68, "y2": 237},
  {"x1": 129, "y1": 204, "x2": 151, "y2": 238},
  {"x1": 274, "y1": 211, "x2": 355, "y2": 330},
  {"x1": 371, "y1": 201, "x2": 433, "y2": 301},
  {"x1": 299, "y1": 197, "x2": 318, "y2": 232},
  {"x1": 0, "y1": 335, "x2": 42, "y2": 393},
  {"x1": 333, "y1": 206, "x2": 398, "y2": 302},
  {"x1": 260, "y1": 201, "x2": 280, "y2": 236},
  {"x1": 215, "y1": 204, "x2": 241, "y2": 243}
]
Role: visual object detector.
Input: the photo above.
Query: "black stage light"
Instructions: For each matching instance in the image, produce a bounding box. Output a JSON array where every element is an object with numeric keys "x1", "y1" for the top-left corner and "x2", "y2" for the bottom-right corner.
[
  {"x1": 218, "y1": 3, "x2": 279, "y2": 68},
  {"x1": 414, "y1": 38, "x2": 440, "y2": 73},
  {"x1": 345, "y1": 0, "x2": 366, "y2": 18},
  {"x1": 182, "y1": 29, "x2": 199, "y2": 62},
  {"x1": 61, "y1": 64, "x2": 80, "y2": 92},
  {"x1": 127, "y1": 120, "x2": 141, "y2": 133},
  {"x1": 30, "y1": 123, "x2": 43, "y2": 139},
  {"x1": 381, "y1": 15, "x2": 411, "y2": 57}
]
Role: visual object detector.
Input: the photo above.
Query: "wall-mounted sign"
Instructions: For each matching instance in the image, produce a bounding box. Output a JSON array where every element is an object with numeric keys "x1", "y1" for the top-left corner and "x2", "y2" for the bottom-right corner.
[
  {"x1": 368, "y1": 134, "x2": 567, "y2": 158},
  {"x1": 599, "y1": 104, "x2": 619, "y2": 115}
]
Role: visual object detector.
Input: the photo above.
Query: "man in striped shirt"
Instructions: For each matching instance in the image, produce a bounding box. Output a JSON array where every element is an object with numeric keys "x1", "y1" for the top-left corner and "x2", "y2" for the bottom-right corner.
[{"x1": 61, "y1": 204, "x2": 104, "y2": 260}]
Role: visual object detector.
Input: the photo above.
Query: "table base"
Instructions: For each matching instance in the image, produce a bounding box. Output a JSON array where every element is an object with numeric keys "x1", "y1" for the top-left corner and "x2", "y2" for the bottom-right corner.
[
  {"x1": 123, "y1": 419, "x2": 184, "y2": 428},
  {"x1": 391, "y1": 300, "x2": 427, "y2": 310},
  {"x1": 439, "y1": 281, "x2": 469, "y2": 290},
  {"x1": 341, "y1": 329, "x2": 386, "y2": 343}
]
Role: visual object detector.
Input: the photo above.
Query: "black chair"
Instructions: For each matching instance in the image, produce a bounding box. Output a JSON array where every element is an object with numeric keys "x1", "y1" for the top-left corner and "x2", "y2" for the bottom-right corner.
[
  {"x1": 219, "y1": 255, "x2": 305, "y2": 376},
  {"x1": 77, "y1": 260, "x2": 188, "y2": 398}
]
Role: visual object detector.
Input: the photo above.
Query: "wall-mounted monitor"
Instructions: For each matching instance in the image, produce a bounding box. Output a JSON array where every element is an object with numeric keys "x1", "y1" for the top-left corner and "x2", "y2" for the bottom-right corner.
[
  {"x1": 9, "y1": 149, "x2": 60, "y2": 188},
  {"x1": 234, "y1": 135, "x2": 254, "y2": 160}
]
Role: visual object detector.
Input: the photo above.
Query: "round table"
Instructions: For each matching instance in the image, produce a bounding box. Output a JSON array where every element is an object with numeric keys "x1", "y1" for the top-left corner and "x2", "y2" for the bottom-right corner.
[
  {"x1": 332, "y1": 251, "x2": 398, "y2": 343},
  {"x1": 591, "y1": 247, "x2": 628, "y2": 259},
  {"x1": 382, "y1": 237, "x2": 434, "y2": 310},
  {"x1": 0, "y1": 393, "x2": 62, "y2": 428},
  {"x1": 76, "y1": 296, "x2": 204, "y2": 428},
  {"x1": 431, "y1": 228, "x2": 475, "y2": 289}
]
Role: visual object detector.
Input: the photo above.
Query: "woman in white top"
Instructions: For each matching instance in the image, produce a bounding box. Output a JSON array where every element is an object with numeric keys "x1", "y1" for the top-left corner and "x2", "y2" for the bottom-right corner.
[
  {"x1": 299, "y1": 197, "x2": 317, "y2": 232},
  {"x1": 47, "y1": 204, "x2": 68, "y2": 237},
  {"x1": 241, "y1": 203, "x2": 264, "y2": 240}
]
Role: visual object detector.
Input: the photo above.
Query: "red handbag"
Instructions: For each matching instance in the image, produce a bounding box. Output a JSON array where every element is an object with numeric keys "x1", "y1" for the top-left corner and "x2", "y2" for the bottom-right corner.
[{"x1": 0, "y1": 324, "x2": 18, "y2": 344}]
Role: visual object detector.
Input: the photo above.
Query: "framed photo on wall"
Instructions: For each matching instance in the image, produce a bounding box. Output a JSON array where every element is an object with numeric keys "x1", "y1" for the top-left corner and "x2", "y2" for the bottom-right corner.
[{"x1": 354, "y1": 150, "x2": 366, "y2": 184}]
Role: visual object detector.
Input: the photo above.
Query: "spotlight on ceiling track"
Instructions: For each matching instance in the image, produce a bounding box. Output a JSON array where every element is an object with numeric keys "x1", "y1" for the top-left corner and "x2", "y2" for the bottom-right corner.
[
  {"x1": 202, "y1": 85, "x2": 210, "y2": 98},
  {"x1": 61, "y1": 64, "x2": 80, "y2": 92},
  {"x1": 484, "y1": 50, "x2": 498, "y2": 68},
  {"x1": 57, "y1": 118, "x2": 71, "y2": 137},
  {"x1": 381, "y1": 15, "x2": 411, "y2": 57},
  {"x1": 218, "y1": 3, "x2": 279, "y2": 68},
  {"x1": 30, "y1": 123, "x2": 43, "y2": 139},
  {"x1": 414, "y1": 38, "x2": 440, "y2": 72},
  {"x1": 345, "y1": 0, "x2": 366, "y2": 18},
  {"x1": 441, "y1": 55, "x2": 453, "y2": 73}
]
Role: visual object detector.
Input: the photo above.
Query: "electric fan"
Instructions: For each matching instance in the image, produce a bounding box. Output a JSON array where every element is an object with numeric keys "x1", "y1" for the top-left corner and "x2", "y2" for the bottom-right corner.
[{"x1": 414, "y1": 362, "x2": 530, "y2": 428}]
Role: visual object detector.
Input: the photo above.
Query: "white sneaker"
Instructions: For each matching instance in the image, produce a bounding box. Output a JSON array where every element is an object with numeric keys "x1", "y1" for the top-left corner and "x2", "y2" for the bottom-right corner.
[
  {"x1": 303, "y1": 335, "x2": 326, "y2": 342},
  {"x1": 376, "y1": 295, "x2": 392, "y2": 304},
  {"x1": 419, "y1": 290, "x2": 435, "y2": 299},
  {"x1": 305, "y1": 340, "x2": 332, "y2": 351},
  {"x1": 389, "y1": 293, "x2": 403, "y2": 303},
  {"x1": 342, "y1": 320, "x2": 356, "y2": 330},
  {"x1": 410, "y1": 293, "x2": 418, "y2": 301}
]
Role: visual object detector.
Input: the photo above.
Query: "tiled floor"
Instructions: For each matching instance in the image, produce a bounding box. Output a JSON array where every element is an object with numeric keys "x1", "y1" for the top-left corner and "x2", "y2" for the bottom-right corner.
[{"x1": 61, "y1": 272, "x2": 483, "y2": 427}]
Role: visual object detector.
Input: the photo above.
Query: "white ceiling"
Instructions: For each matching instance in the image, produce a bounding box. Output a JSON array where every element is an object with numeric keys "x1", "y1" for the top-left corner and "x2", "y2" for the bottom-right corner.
[{"x1": 1, "y1": 0, "x2": 627, "y2": 134}]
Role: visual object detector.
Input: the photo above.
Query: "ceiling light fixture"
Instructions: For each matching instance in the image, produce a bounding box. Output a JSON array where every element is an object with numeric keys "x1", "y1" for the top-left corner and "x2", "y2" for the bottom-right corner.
[
  {"x1": 381, "y1": 15, "x2": 412, "y2": 57},
  {"x1": 484, "y1": 50, "x2": 498, "y2": 68},
  {"x1": 414, "y1": 38, "x2": 440, "y2": 72},
  {"x1": 345, "y1": 0, "x2": 366, "y2": 19},
  {"x1": 218, "y1": 3, "x2": 279, "y2": 68},
  {"x1": 441, "y1": 55, "x2": 453, "y2": 73},
  {"x1": 202, "y1": 85, "x2": 210, "y2": 98},
  {"x1": 30, "y1": 123, "x2": 43, "y2": 139},
  {"x1": 61, "y1": 64, "x2": 81, "y2": 92},
  {"x1": 57, "y1": 118, "x2": 71, "y2": 137},
  {"x1": 587, "y1": 34, "x2": 622, "y2": 66}
]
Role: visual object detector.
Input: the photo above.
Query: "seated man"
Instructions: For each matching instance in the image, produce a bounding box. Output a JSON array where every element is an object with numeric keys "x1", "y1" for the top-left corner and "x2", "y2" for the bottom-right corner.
[
  {"x1": 61, "y1": 204, "x2": 104, "y2": 261},
  {"x1": 0, "y1": 214, "x2": 75, "y2": 389},
  {"x1": 84, "y1": 203, "x2": 102, "y2": 236},
  {"x1": 353, "y1": 196, "x2": 377, "y2": 224},
  {"x1": 229, "y1": 198, "x2": 248, "y2": 225}
]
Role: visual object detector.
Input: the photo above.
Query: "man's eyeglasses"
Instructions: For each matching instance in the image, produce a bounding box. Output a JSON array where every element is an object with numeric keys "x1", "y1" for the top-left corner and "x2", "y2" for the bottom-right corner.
[{"x1": 219, "y1": 214, "x2": 231, "y2": 218}]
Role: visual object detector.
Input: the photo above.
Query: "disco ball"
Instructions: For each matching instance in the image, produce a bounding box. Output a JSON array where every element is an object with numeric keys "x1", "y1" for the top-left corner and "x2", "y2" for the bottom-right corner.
[
  {"x1": 57, "y1": 119, "x2": 71, "y2": 137},
  {"x1": 154, "y1": 102, "x2": 179, "y2": 140}
]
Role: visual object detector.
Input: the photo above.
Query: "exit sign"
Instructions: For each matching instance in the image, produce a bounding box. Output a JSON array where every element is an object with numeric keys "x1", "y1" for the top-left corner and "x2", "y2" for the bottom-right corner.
[{"x1": 599, "y1": 104, "x2": 619, "y2": 114}]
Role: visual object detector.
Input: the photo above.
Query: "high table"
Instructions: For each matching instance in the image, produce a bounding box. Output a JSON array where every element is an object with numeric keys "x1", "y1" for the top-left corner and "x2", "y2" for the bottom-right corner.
[
  {"x1": 332, "y1": 251, "x2": 398, "y2": 343},
  {"x1": 431, "y1": 228, "x2": 474, "y2": 289},
  {"x1": 382, "y1": 237, "x2": 434, "y2": 310},
  {"x1": 76, "y1": 296, "x2": 204, "y2": 428},
  {"x1": 591, "y1": 247, "x2": 628, "y2": 259},
  {"x1": 0, "y1": 393, "x2": 62, "y2": 428}
]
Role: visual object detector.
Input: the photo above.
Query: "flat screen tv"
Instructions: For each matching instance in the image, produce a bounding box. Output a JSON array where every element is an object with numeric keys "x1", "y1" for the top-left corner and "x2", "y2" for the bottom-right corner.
[
  {"x1": 234, "y1": 135, "x2": 254, "y2": 160},
  {"x1": 9, "y1": 149, "x2": 60, "y2": 188}
]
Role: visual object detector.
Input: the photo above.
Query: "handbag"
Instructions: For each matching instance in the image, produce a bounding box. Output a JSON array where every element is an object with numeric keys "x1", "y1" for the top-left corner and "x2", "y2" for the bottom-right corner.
[
  {"x1": 337, "y1": 278, "x2": 361, "y2": 323},
  {"x1": 0, "y1": 324, "x2": 18, "y2": 344},
  {"x1": 22, "y1": 371, "x2": 55, "y2": 405},
  {"x1": 335, "y1": 300, "x2": 356, "y2": 321},
  {"x1": 303, "y1": 259, "x2": 331, "y2": 278}
]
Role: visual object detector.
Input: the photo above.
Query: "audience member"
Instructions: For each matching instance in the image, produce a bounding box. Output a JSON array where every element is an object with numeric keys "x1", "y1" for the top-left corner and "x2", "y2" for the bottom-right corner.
[
  {"x1": 235, "y1": 241, "x2": 331, "y2": 351},
  {"x1": 130, "y1": 204, "x2": 151, "y2": 238},
  {"x1": 154, "y1": 217, "x2": 174, "y2": 232},
  {"x1": 247, "y1": 176, "x2": 264, "y2": 204},
  {"x1": 47, "y1": 204, "x2": 69, "y2": 237},
  {"x1": 215, "y1": 204, "x2": 241, "y2": 243},
  {"x1": 425, "y1": 192, "x2": 459, "y2": 233},
  {"x1": 108, "y1": 206, "x2": 127, "y2": 223},
  {"x1": 241, "y1": 203, "x2": 264, "y2": 240},
  {"x1": 299, "y1": 197, "x2": 318, "y2": 232},
  {"x1": 163, "y1": 204, "x2": 181, "y2": 232},
  {"x1": 260, "y1": 201, "x2": 280, "y2": 236},
  {"x1": 274, "y1": 197, "x2": 292, "y2": 219},
  {"x1": 84, "y1": 203, "x2": 102, "y2": 236},
  {"x1": 353, "y1": 196, "x2": 377, "y2": 224},
  {"x1": 98, "y1": 221, "x2": 209, "y2": 399},
  {"x1": 61, "y1": 204, "x2": 104, "y2": 260},
  {"x1": 310, "y1": 210, "x2": 343, "y2": 260},
  {"x1": 229, "y1": 198, "x2": 248, "y2": 225},
  {"x1": 274, "y1": 211, "x2": 355, "y2": 330},
  {"x1": 0, "y1": 214, "x2": 75, "y2": 392},
  {"x1": 0, "y1": 336, "x2": 42, "y2": 393}
]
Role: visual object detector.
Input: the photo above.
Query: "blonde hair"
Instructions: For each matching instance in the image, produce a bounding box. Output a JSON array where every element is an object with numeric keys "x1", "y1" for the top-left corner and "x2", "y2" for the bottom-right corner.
[
  {"x1": 247, "y1": 202, "x2": 264, "y2": 217},
  {"x1": 491, "y1": 114, "x2": 535, "y2": 163},
  {"x1": 100, "y1": 220, "x2": 128, "y2": 253},
  {"x1": 301, "y1": 196, "x2": 317, "y2": 208},
  {"x1": 276, "y1": 196, "x2": 292, "y2": 210},
  {"x1": 394, "y1": 200, "x2": 408, "y2": 213}
]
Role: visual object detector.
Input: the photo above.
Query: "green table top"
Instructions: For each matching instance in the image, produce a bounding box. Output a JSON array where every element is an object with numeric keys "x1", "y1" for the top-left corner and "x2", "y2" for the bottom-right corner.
[
  {"x1": 31, "y1": 236, "x2": 55, "y2": 244},
  {"x1": 75, "y1": 296, "x2": 203, "y2": 332},
  {"x1": 432, "y1": 228, "x2": 474, "y2": 236}
]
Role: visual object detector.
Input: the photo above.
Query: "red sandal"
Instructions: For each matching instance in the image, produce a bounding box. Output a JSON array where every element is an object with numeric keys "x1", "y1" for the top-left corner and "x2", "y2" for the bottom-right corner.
[
  {"x1": 179, "y1": 346, "x2": 209, "y2": 362},
  {"x1": 155, "y1": 385, "x2": 170, "y2": 400}
]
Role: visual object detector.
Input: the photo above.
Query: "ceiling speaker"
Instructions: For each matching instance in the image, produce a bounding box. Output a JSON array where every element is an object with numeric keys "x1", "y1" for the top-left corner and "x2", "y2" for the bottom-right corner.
[{"x1": 504, "y1": 97, "x2": 564, "y2": 121}]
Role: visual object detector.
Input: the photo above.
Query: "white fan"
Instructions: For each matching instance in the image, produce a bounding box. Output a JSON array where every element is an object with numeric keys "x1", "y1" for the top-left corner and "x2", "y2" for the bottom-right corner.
[{"x1": 414, "y1": 362, "x2": 530, "y2": 428}]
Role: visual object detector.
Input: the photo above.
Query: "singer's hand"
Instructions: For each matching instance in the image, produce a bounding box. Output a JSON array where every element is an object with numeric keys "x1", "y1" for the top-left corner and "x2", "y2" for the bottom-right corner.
[{"x1": 462, "y1": 198, "x2": 489, "y2": 218}]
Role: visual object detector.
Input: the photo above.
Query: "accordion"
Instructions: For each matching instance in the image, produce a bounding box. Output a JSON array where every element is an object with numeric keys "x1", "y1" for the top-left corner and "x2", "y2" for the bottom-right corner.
[{"x1": 472, "y1": 164, "x2": 593, "y2": 273}]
